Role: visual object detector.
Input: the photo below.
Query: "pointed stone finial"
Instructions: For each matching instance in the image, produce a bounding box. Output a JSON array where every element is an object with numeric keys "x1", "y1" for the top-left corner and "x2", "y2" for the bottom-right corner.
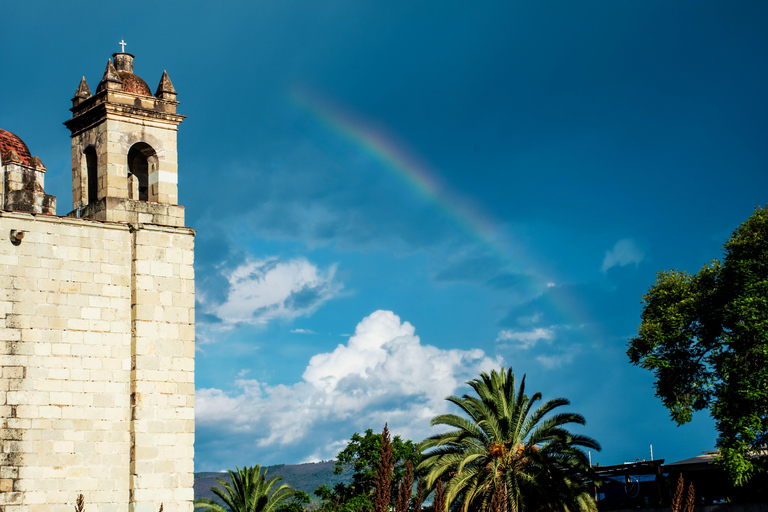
[
  {"x1": 29, "y1": 156, "x2": 46, "y2": 170},
  {"x1": 102, "y1": 59, "x2": 122, "y2": 83},
  {"x1": 72, "y1": 77, "x2": 93, "y2": 107},
  {"x1": 97, "y1": 59, "x2": 123, "y2": 93},
  {"x1": 74, "y1": 77, "x2": 92, "y2": 99},
  {"x1": 155, "y1": 70, "x2": 177, "y2": 100},
  {"x1": 2, "y1": 149, "x2": 21, "y2": 164}
]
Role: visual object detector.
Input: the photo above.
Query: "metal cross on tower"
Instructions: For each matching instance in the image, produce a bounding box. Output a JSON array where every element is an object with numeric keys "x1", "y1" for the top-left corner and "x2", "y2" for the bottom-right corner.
[{"x1": 119, "y1": 39, "x2": 127, "y2": 52}]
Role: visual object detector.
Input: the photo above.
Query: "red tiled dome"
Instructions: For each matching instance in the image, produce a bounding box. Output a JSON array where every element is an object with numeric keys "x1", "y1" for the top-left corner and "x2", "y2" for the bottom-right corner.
[
  {"x1": 0, "y1": 129, "x2": 33, "y2": 165},
  {"x1": 118, "y1": 71, "x2": 152, "y2": 96}
]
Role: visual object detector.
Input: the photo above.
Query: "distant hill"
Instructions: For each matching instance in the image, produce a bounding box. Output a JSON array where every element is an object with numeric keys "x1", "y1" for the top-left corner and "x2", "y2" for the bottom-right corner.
[{"x1": 195, "y1": 461, "x2": 352, "y2": 503}]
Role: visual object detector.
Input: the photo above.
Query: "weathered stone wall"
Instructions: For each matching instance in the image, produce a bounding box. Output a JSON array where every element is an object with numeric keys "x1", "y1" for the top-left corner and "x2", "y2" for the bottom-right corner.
[
  {"x1": 0, "y1": 211, "x2": 194, "y2": 512},
  {"x1": 2, "y1": 162, "x2": 56, "y2": 214}
]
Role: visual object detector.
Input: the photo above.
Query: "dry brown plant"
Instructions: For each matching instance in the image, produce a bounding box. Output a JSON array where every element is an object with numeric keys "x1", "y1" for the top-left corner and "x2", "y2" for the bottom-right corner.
[
  {"x1": 374, "y1": 424, "x2": 394, "y2": 512},
  {"x1": 683, "y1": 482, "x2": 695, "y2": 512},
  {"x1": 433, "y1": 480, "x2": 446, "y2": 512},
  {"x1": 671, "y1": 474, "x2": 684, "y2": 512},
  {"x1": 396, "y1": 459, "x2": 415, "y2": 512},
  {"x1": 74, "y1": 494, "x2": 85, "y2": 512},
  {"x1": 413, "y1": 477, "x2": 425, "y2": 512},
  {"x1": 672, "y1": 474, "x2": 696, "y2": 512}
]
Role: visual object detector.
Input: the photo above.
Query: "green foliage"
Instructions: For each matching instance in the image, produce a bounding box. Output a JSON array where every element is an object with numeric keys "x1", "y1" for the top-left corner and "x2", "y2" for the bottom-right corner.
[
  {"x1": 194, "y1": 465, "x2": 296, "y2": 512},
  {"x1": 628, "y1": 206, "x2": 768, "y2": 485},
  {"x1": 315, "y1": 428, "x2": 424, "y2": 512},
  {"x1": 418, "y1": 367, "x2": 600, "y2": 512},
  {"x1": 276, "y1": 490, "x2": 311, "y2": 512},
  {"x1": 314, "y1": 485, "x2": 335, "y2": 502},
  {"x1": 331, "y1": 428, "x2": 423, "y2": 499}
]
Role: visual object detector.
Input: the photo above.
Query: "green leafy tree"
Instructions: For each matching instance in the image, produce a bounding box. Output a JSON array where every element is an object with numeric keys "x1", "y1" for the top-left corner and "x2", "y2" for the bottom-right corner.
[
  {"x1": 330, "y1": 429, "x2": 422, "y2": 499},
  {"x1": 195, "y1": 465, "x2": 296, "y2": 512},
  {"x1": 315, "y1": 428, "x2": 424, "y2": 512},
  {"x1": 418, "y1": 368, "x2": 600, "y2": 512},
  {"x1": 628, "y1": 206, "x2": 768, "y2": 485},
  {"x1": 276, "y1": 490, "x2": 311, "y2": 512}
]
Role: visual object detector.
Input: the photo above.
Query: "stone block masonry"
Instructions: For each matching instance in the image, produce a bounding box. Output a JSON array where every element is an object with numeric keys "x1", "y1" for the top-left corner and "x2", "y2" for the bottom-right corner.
[{"x1": 0, "y1": 210, "x2": 194, "y2": 512}]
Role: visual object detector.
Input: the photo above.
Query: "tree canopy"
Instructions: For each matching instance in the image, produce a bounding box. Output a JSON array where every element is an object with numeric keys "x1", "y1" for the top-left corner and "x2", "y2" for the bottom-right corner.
[
  {"x1": 418, "y1": 367, "x2": 600, "y2": 512},
  {"x1": 628, "y1": 205, "x2": 768, "y2": 485},
  {"x1": 315, "y1": 428, "x2": 423, "y2": 512}
]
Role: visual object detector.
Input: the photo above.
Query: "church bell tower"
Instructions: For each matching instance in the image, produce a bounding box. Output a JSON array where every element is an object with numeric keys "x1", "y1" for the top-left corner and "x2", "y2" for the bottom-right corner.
[{"x1": 64, "y1": 49, "x2": 185, "y2": 226}]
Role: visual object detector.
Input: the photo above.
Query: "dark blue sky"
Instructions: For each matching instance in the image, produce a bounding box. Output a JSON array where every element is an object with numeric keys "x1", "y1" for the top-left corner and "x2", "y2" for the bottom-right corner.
[{"x1": 3, "y1": 1, "x2": 768, "y2": 471}]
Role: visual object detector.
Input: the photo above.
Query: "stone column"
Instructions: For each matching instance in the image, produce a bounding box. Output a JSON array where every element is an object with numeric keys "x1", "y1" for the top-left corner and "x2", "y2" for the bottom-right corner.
[{"x1": 129, "y1": 224, "x2": 195, "y2": 512}]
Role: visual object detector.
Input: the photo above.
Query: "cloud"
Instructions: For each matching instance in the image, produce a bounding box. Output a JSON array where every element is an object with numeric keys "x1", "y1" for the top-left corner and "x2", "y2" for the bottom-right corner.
[
  {"x1": 515, "y1": 312, "x2": 543, "y2": 326},
  {"x1": 195, "y1": 310, "x2": 501, "y2": 468},
  {"x1": 203, "y1": 257, "x2": 342, "y2": 327},
  {"x1": 601, "y1": 239, "x2": 644, "y2": 273},
  {"x1": 495, "y1": 323, "x2": 581, "y2": 370},
  {"x1": 536, "y1": 352, "x2": 576, "y2": 369},
  {"x1": 496, "y1": 327, "x2": 554, "y2": 349},
  {"x1": 291, "y1": 328, "x2": 317, "y2": 334}
]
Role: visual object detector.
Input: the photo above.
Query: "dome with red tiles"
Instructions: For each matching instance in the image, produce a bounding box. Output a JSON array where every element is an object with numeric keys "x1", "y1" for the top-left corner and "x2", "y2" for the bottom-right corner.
[
  {"x1": 0, "y1": 129, "x2": 33, "y2": 165},
  {"x1": 117, "y1": 71, "x2": 152, "y2": 96},
  {"x1": 99, "y1": 53, "x2": 153, "y2": 97}
]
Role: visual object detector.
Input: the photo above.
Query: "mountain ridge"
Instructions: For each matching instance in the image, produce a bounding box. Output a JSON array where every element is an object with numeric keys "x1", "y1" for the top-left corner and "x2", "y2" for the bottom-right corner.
[{"x1": 194, "y1": 461, "x2": 352, "y2": 502}]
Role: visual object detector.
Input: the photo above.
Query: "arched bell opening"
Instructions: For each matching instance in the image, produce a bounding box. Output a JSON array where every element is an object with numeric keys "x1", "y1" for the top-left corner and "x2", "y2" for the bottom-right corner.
[
  {"x1": 84, "y1": 146, "x2": 98, "y2": 205},
  {"x1": 127, "y1": 142, "x2": 158, "y2": 201}
]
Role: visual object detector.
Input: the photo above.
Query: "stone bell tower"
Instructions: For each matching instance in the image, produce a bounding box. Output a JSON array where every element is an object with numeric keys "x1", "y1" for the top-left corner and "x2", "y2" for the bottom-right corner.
[
  {"x1": 0, "y1": 49, "x2": 194, "y2": 512},
  {"x1": 64, "y1": 51, "x2": 185, "y2": 226}
]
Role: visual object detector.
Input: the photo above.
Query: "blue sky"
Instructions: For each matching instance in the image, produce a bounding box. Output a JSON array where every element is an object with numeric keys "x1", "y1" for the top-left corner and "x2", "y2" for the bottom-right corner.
[{"x1": 3, "y1": 1, "x2": 768, "y2": 472}]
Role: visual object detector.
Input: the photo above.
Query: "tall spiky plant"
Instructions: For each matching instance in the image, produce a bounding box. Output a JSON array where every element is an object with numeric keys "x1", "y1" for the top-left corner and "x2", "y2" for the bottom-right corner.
[
  {"x1": 684, "y1": 482, "x2": 696, "y2": 512},
  {"x1": 396, "y1": 459, "x2": 415, "y2": 512},
  {"x1": 194, "y1": 465, "x2": 295, "y2": 512},
  {"x1": 671, "y1": 474, "x2": 684, "y2": 512},
  {"x1": 374, "y1": 424, "x2": 394, "y2": 512},
  {"x1": 418, "y1": 368, "x2": 601, "y2": 512},
  {"x1": 432, "y1": 480, "x2": 446, "y2": 512},
  {"x1": 413, "y1": 477, "x2": 425, "y2": 512},
  {"x1": 672, "y1": 475, "x2": 696, "y2": 512}
]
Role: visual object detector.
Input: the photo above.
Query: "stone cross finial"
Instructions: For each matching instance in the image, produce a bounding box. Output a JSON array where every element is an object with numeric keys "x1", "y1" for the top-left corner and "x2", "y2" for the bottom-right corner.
[{"x1": 119, "y1": 39, "x2": 127, "y2": 52}]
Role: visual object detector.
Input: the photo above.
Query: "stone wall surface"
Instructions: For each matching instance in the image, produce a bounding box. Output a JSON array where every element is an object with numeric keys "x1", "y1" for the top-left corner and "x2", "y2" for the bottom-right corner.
[{"x1": 0, "y1": 211, "x2": 194, "y2": 512}]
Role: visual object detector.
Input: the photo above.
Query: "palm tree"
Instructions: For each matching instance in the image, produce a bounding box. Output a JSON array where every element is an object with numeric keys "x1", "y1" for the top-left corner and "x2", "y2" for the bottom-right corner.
[
  {"x1": 194, "y1": 465, "x2": 296, "y2": 512},
  {"x1": 418, "y1": 368, "x2": 600, "y2": 512}
]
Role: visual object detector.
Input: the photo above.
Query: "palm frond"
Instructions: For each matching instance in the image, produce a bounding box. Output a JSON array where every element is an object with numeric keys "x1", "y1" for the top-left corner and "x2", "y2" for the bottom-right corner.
[{"x1": 420, "y1": 367, "x2": 600, "y2": 512}]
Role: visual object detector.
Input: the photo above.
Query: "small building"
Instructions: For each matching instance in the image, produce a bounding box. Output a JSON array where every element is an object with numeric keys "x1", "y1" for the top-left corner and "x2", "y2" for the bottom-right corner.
[{"x1": 592, "y1": 451, "x2": 768, "y2": 510}]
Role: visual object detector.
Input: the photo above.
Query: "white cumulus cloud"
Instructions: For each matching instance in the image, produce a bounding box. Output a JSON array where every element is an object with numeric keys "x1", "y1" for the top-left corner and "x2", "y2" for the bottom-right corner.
[
  {"x1": 210, "y1": 257, "x2": 342, "y2": 326},
  {"x1": 196, "y1": 310, "x2": 502, "y2": 463},
  {"x1": 601, "y1": 239, "x2": 644, "y2": 272},
  {"x1": 496, "y1": 327, "x2": 554, "y2": 349}
]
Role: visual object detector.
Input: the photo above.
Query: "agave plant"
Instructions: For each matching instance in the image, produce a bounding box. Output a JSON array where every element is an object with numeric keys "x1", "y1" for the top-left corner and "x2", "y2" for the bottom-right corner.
[
  {"x1": 194, "y1": 465, "x2": 296, "y2": 512},
  {"x1": 418, "y1": 368, "x2": 600, "y2": 512}
]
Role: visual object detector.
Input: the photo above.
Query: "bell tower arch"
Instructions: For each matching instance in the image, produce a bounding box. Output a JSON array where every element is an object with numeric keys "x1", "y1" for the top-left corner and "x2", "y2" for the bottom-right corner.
[{"x1": 64, "y1": 52, "x2": 185, "y2": 226}]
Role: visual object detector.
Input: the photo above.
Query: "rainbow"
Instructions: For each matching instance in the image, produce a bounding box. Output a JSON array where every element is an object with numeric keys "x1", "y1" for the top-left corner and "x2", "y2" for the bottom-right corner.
[{"x1": 290, "y1": 85, "x2": 602, "y2": 343}]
